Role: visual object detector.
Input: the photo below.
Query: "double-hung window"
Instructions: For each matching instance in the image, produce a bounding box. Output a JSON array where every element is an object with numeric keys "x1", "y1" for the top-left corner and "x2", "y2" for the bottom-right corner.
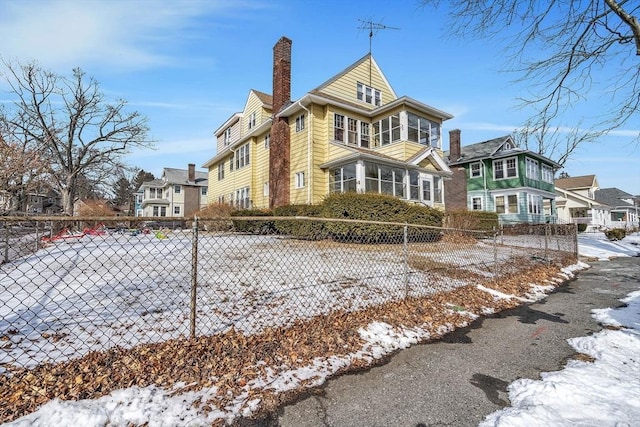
[
  {"x1": 235, "y1": 143, "x2": 250, "y2": 170},
  {"x1": 541, "y1": 164, "x2": 554, "y2": 183},
  {"x1": 495, "y1": 194, "x2": 519, "y2": 214},
  {"x1": 494, "y1": 157, "x2": 518, "y2": 180},
  {"x1": 296, "y1": 114, "x2": 305, "y2": 132},
  {"x1": 295, "y1": 172, "x2": 305, "y2": 189},
  {"x1": 526, "y1": 158, "x2": 539, "y2": 180},
  {"x1": 248, "y1": 112, "x2": 256, "y2": 130},
  {"x1": 334, "y1": 114, "x2": 344, "y2": 141},
  {"x1": 218, "y1": 163, "x2": 225, "y2": 180},
  {"x1": 472, "y1": 197, "x2": 483, "y2": 211},
  {"x1": 470, "y1": 162, "x2": 482, "y2": 178}
]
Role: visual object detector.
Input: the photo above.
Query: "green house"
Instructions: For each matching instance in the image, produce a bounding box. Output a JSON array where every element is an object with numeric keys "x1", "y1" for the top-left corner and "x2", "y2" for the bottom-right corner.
[{"x1": 445, "y1": 131, "x2": 560, "y2": 224}]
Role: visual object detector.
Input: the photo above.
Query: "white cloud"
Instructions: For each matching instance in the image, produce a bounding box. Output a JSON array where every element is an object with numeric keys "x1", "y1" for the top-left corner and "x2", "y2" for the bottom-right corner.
[{"x1": 0, "y1": 0, "x2": 269, "y2": 71}]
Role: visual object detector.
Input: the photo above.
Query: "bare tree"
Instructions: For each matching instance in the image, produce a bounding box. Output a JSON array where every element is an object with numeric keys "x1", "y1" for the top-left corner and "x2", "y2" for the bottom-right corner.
[
  {"x1": 424, "y1": 0, "x2": 640, "y2": 165},
  {"x1": 0, "y1": 61, "x2": 152, "y2": 215}
]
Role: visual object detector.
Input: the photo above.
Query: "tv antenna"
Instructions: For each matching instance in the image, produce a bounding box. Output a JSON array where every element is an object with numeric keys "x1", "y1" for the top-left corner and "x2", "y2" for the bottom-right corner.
[{"x1": 357, "y1": 19, "x2": 400, "y2": 54}]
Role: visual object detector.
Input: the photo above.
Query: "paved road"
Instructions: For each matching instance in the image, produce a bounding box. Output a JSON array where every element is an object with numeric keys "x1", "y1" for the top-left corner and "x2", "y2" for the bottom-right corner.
[{"x1": 240, "y1": 257, "x2": 640, "y2": 427}]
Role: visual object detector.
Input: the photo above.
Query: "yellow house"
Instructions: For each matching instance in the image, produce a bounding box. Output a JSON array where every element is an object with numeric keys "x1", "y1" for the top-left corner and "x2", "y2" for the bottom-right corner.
[{"x1": 203, "y1": 37, "x2": 453, "y2": 210}]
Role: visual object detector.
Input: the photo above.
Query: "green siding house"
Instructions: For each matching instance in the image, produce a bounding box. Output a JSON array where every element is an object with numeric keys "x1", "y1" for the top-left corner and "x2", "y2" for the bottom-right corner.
[{"x1": 445, "y1": 130, "x2": 560, "y2": 224}]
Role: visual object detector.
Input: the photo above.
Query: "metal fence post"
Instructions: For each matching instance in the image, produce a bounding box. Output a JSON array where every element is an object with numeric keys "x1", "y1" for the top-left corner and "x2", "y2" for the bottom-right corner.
[
  {"x1": 3, "y1": 220, "x2": 8, "y2": 264},
  {"x1": 574, "y1": 223, "x2": 579, "y2": 260},
  {"x1": 190, "y1": 216, "x2": 199, "y2": 339},
  {"x1": 403, "y1": 224, "x2": 408, "y2": 298},
  {"x1": 493, "y1": 226, "x2": 498, "y2": 276},
  {"x1": 35, "y1": 220, "x2": 40, "y2": 252},
  {"x1": 544, "y1": 223, "x2": 549, "y2": 260}
]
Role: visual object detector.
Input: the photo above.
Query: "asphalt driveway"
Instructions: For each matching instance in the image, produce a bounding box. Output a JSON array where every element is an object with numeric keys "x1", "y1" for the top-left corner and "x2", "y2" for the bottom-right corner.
[{"x1": 245, "y1": 257, "x2": 640, "y2": 427}]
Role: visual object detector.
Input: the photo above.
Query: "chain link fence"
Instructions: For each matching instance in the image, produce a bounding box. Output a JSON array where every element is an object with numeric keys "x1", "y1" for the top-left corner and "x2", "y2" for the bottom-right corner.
[{"x1": 1, "y1": 216, "x2": 577, "y2": 372}]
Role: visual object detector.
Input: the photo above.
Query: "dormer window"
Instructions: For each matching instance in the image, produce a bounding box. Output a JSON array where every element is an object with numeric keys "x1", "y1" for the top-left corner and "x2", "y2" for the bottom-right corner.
[
  {"x1": 357, "y1": 82, "x2": 381, "y2": 106},
  {"x1": 223, "y1": 128, "x2": 232, "y2": 146},
  {"x1": 248, "y1": 112, "x2": 256, "y2": 130}
]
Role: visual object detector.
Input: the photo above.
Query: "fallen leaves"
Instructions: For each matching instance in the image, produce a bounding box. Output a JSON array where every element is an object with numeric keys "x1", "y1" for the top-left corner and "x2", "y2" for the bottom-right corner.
[{"x1": 0, "y1": 260, "x2": 575, "y2": 424}]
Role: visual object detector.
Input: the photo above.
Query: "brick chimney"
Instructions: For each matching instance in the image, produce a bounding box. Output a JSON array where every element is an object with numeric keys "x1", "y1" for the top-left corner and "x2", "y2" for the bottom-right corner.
[
  {"x1": 449, "y1": 129, "x2": 461, "y2": 162},
  {"x1": 188, "y1": 163, "x2": 195, "y2": 182},
  {"x1": 269, "y1": 37, "x2": 293, "y2": 208}
]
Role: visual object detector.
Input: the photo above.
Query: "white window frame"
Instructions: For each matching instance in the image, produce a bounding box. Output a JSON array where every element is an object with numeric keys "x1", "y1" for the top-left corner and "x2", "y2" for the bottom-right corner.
[
  {"x1": 472, "y1": 196, "x2": 483, "y2": 211},
  {"x1": 356, "y1": 82, "x2": 381, "y2": 106},
  {"x1": 174, "y1": 206, "x2": 181, "y2": 215},
  {"x1": 263, "y1": 182, "x2": 269, "y2": 197},
  {"x1": 235, "y1": 187, "x2": 250, "y2": 209},
  {"x1": 295, "y1": 114, "x2": 305, "y2": 132},
  {"x1": 493, "y1": 157, "x2": 518, "y2": 180},
  {"x1": 526, "y1": 157, "x2": 539, "y2": 180},
  {"x1": 528, "y1": 194, "x2": 543, "y2": 215},
  {"x1": 248, "y1": 112, "x2": 256, "y2": 130},
  {"x1": 223, "y1": 128, "x2": 232, "y2": 146},
  {"x1": 470, "y1": 162, "x2": 483, "y2": 178},
  {"x1": 541, "y1": 164, "x2": 554, "y2": 183},
  {"x1": 334, "y1": 114, "x2": 344, "y2": 141},
  {"x1": 433, "y1": 176, "x2": 443, "y2": 203},
  {"x1": 495, "y1": 194, "x2": 519, "y2": 214},
  {"x1": 264, "y1": 133, "x2": 270, "y2": 149},
  {"x1": 295, "y1": 171, "x2": 305, "y2": 189},
  {"x1": 201, "y1": 187, "x2": 207, "y2": 196},
  {"x1": 235, "y1": 143, "x2": 250, "y2": 170},
  {"x1": 218, "y1": 163, "x2": 225, "y2": 181},
  {"x1": 174, "y1": 185, "x2": 181, "y2": 194}
]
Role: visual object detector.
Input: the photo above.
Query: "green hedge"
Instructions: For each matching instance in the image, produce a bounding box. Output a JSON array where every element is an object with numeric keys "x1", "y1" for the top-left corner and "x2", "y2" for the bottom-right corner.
[
  {"x1": 273, "y1": 204, "x2": 326, "y2": 239},
  {"x1": 230, "y1": 209, "x2": 274, "y2": 234},
  {"x1": 320, "y1": 193, "x2": 443, "y2": 243}
]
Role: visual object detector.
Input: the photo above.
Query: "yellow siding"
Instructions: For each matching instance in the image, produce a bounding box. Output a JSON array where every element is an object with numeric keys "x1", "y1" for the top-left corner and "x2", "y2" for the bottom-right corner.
[
  {"x1": 243, "y1": 92, "x2": 266, "y2": 134},
  {"x1": 290, "y1": 117, "x2": 310, "y2": 205},
  {"x1": 319, "y1": 58, "x2": 395, "y2": 107},
  {"x1": 253, "y1": 133, "x2": 271, "y2": 209}
]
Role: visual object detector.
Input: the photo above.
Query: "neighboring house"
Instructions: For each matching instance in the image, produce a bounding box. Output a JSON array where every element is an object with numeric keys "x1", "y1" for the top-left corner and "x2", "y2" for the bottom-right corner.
[
  {"x1": 203, "y1": 37, "x2": 453, "y2": 210},
  {"x1": 554, "y1": 175, "x2": 611, "y2": 229},
  {"x1": 444, "y1": 131, "x2": 560, "y2": 224},
  {"x1": 138, "y1": 164, "x2": 208, "y2": 218},
  {"x1": 133, "y1": 190, "x2": 144, "y2": 217},
  {"x1": 594, "y1": 187, "x2": 639, "y2": 229},
  {"x1": 1, "y1": 189, "x2": 62, "y2": 215}
]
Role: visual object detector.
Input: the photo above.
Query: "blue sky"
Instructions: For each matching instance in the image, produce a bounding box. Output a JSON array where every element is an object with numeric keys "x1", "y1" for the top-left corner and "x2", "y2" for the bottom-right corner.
[{"x1": 1, "y1": 0, "x2": 639, "y2": 195}]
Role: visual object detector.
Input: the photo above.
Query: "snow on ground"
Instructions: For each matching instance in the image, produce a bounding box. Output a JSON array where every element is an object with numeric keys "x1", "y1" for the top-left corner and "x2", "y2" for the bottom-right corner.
[
  {"x1": 2, "y1": 231, "x2": 638, "y2": 426},
  {"x1": 1, "y1": 231, "x2": 545, "y2": 371},
  {"x1": 578, "y1": 231, "x2": 640, "y2": 260}
]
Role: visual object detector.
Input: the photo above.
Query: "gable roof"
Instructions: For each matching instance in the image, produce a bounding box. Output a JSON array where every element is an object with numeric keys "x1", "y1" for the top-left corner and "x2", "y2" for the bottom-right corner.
[
  {"x1": 313, "y1": 54, "x2": 397, "y2": 100},
  {"x1": 554, "y1": 175, "x2": 598, "y2": 190},
  {"x1": 319, "y1": 142, "x2": 452, "y2": 177},
  {"x1": 445, "y1": 135, "x2": 560, "y2": 167},
  {"x1": 163, "y1": 168, "x2": 208, "y2": 186},
  {"x1": 252, "y1": 89, "x2": 272, "y2": 106},
  {"x1": 594, "y1": 187, "x2": 636, "y2": 208}
]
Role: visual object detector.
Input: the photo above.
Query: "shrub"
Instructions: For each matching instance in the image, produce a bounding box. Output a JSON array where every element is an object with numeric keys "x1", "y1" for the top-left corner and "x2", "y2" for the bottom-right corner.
[
  {"x1": 320, "y1": 193, "x2": 443, "y2": 243},
  {"x1": 605, "y1": 228, "x2": 626, "y2": 241},
  {"x1": 192, "y1": 203, "x2": 236, "y2": 231},
  {"x1": 273, "y1": 204, "x2": 326, "y2": 239},
  {"x1": 444, "y1": 209, "x2": 499, "y2": 232},
  {"x1": 231, "y1": 209, "x2": 274, "y2": 234}
]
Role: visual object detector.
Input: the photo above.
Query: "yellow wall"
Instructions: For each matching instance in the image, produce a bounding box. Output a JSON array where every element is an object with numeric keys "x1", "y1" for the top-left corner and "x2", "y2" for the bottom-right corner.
[
  {"x1": 320, "y1": 57, "x2": 394, "y2": 107},
  {"x1": 252, "y1": 131, "x2": 271, "y2": 209}
]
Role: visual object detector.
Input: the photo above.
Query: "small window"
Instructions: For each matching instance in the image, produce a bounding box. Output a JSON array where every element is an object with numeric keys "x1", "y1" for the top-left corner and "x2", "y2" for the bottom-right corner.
[
  {"x1": 174, "y1": 185, "x2": 181, "y2": 194},
  {"x1": 470, "y1": 162, "x2": 482, "y2": 178},
  {"x1": 248, "y1": 112, "x2": 256, "y2": 130},
  {"x1": 472, "y1": 197, "x2": 483, "y2": 211},
  {"x1": 223, "y1": 128, "x2": 232, "y2": 145},
  {"x1": 296, "y1": 114, "x2": 305, "y2": 132},
  {"x1": 263, "y1": 182, "x2": 269, "y2": 197},
  {"x1": 295, "y1": 172, "x2": 305, "y2": 189},
  {"x1": 334, "y1": 114, "x2": 344, "y2": 141},
  {"x1": 201, "y1": 187, "x2": 207, "y2": 196},
  {"x1": 264, "y1": 133, "x2": 270, "y2": 149},
  {"x1": 174, "y1": 206, "x2": 181, "y2": 215},
  {"x1": 218, "y1": 163, "x2": 225, "y2": 181}
]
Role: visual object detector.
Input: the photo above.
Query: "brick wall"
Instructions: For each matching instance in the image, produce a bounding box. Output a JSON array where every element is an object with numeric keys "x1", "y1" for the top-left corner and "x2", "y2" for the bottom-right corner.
[{"x1": 269, "y1": 37, "x2": 293, "y2": 208}]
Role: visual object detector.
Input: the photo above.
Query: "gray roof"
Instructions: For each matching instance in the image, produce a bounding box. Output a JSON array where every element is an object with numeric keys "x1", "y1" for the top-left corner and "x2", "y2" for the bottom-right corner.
[
  {"x1": 162, "y1": 168, "x2": 208, "y2": 186},
  {"x1": 594, "y1": 187, "x2": 636, "y2": 208},
  {"x1": 445, "y1": 135, "x2": 560, "y2": 167}
]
